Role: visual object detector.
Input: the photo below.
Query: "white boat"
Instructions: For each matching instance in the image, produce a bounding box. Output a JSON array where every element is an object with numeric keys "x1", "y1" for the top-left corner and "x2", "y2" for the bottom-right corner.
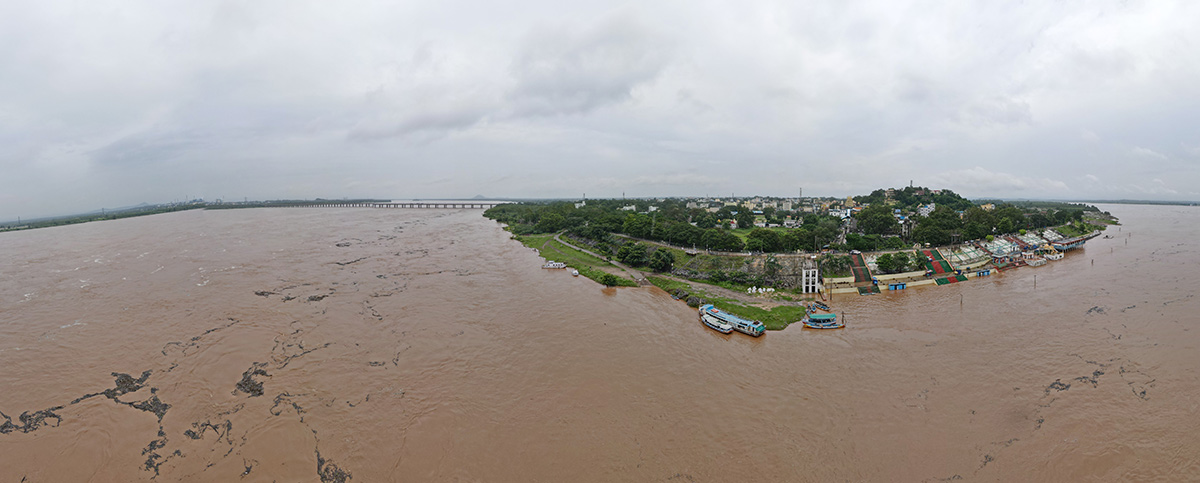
[
  {"x1": 542, "y1": 261, "x2": 567, "y2": 269},
  {"x1": 700, "y1": 313, "x2": 734, "y2": 334},
  {"x1": 699, "y1": 304, "x2": 764, "y2": 337},
  {"x1": 571, "y1": 269, "x2": 579, "y2": 276}
]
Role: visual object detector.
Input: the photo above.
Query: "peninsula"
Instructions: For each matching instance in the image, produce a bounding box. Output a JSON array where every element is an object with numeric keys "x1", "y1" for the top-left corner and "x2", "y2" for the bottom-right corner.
[{"x1": 484, "y1": 186, "x2": 1118, "y2": 329}]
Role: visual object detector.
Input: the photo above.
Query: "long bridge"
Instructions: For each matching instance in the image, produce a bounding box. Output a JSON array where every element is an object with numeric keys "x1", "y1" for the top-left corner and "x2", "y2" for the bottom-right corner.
[{"x1": 286, "y1": 201, "x2": 508, "y2": 209}]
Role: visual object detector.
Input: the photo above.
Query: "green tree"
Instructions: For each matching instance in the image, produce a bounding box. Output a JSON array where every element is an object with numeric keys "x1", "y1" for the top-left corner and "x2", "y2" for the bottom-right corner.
[
  {"x1": 718, "y1": 230, "x2": 745, "y2": 251},
  {"x1": 598, "y1": 273, "x2": 620, "y2": 287},
  {"x1": 534, "y1": 212, "x2": 565, "y2": 233},
  {"x1": 701, "y1": 229, "x2": 724, "y2": 250},
  {"x1": 745, "y1": 228, "x2": 783, "y2": 252},
  {"x1": 997, "y1": 217, "x2": 1014, "y2": 235},
  {"x1": 617, "y1": 242, "x2": 648, "y2": 266},
  {"x1": 648, "y1": 249, "x2": 675, "y2": 272},
  {"x1": 892, "y1": 252, "x2": 910, "y2": 272},
  {"x1": 875, "y1": 253, "x2": 895, "y2": 273},
  {"x1": 964, "y1": 221, "x2": 988, "y2": 240},
  {"x1": 736, "y1": 210, "x2": 755, "y2": 229},
  {"x1": 782, "y1": 228, "x2": 811, "y2": 252},
  {"x1": 856, "y1": 204, "x2": 899, "y2": 235},
  {"x1": 693, "y1": 211, "x2": 717, "y2": 229},
  {"x1": 622, "y1": 214, "x2": 651, "y2": 238}
]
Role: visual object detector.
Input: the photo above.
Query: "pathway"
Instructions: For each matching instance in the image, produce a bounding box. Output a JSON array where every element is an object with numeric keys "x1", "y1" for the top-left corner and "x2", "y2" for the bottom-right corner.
[{"x1": 553, "y1": 233, "x2": 650, "y2": 285}]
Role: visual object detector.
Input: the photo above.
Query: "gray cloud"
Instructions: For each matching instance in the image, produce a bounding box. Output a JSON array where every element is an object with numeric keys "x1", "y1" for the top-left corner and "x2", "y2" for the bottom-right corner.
[
  {"x1": 2, "y1": 0, "x2": 1200, "y2": 220},
  {"x1": 508, "y1": 13, "x2": 672, "y2": 117}
]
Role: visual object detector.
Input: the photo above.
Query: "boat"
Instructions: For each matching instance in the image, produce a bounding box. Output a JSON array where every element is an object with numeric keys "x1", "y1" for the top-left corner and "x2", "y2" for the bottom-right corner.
[
  {"x1": 700, "y1": 312, "x2": 734, "y2": 334},
  {"x1": 542, "y1": 261, "x2": 567, "y2": 269},
  {"x1": 809, "y1": 301, "x2": 831, "y2": 312},
  {"x1": 802, "y1": 312, "x2": 844, "y2": 329},
  {"x1": 699, "y1": 304, "x2": 764, "y2": 337},
  {"x1": 571, "y1": 269, "x2": 579, "y2": 276}
]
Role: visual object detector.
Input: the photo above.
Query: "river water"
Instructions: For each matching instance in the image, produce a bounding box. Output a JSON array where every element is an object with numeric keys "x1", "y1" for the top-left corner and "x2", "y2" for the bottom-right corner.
[{"x1": 0, "y1": 204, "x2": 1197, "y2": 481}]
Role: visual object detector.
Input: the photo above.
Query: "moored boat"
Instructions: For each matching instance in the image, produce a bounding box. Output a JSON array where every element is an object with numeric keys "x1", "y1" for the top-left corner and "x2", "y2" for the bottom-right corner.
[
  {"x1": 542, "y1": 261, "x2": 567, "y2": 269},
  {"x1": 700, "y1": 313, "x2": 734, "y2": 334},
  {"x1": 802, "y1": 312, "x2": 844, "y2": 329},
  {"x1": 699, "y1": 304, "x2": 765, "y2": 337},
  {"x1": 809, "y1": 301, "x2": 831, "y2": 312}
]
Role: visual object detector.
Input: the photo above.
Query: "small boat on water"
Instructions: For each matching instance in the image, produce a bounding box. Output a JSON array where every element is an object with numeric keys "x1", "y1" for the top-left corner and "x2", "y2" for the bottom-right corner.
[
  {"x1": 700, "y1": 312, "x2": 734, "y2": 334},
  {"x1": 699, "y1": 304, "x2": 764, "y2": 337},
  {"x1": 543, "y1": 261, "x2": 567, "y2": 269},
  {"x1": 809, "y1": 301, "x2": 831, "y2": 312},
  {"x1": 802, "y1": 312, "x2": 844, "y2": 329},
  {"x1": 571, "y1": 269, "x2": 579, "y2": 276}
]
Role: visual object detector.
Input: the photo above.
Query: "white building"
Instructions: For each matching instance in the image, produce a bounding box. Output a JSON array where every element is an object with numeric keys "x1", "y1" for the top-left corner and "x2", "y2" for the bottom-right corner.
[
  {"x1": 802, "y1": 258, "x2": 821, "y2": 294},
  {"x1": 918, "y1": 203, "x2": 936, "y2": 217}
]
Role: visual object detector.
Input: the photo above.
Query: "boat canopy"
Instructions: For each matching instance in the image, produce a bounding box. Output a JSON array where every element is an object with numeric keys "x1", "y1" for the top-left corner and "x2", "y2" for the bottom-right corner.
[{"x1": 808, "y1": 313, "x2": 837, "y2": 321}]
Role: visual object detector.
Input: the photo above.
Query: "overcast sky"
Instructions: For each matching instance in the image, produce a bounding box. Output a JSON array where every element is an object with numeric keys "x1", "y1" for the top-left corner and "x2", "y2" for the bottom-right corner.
[{"x1": 2, "y1": 1, "x2": 1198, "y2": 219}]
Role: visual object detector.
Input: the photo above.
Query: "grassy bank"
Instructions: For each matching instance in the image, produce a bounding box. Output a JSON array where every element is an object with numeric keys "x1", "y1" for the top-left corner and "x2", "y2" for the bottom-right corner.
[
  {"x1": 512, "y1": 233, "x2": 638, "y2": 287},
  {"x1": 647, "y1": 276, "x2": 808, "y2": 331}
]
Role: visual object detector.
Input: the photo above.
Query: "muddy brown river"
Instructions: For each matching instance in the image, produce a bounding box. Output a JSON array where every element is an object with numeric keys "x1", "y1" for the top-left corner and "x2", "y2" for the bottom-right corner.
[{"x1": 1, "y1": 204, "x2": 1197, "y2": 481}]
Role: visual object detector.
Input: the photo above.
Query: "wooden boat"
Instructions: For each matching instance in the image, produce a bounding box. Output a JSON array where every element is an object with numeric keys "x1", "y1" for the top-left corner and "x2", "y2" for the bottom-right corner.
[
  {"x1": 802, "y1": 313, "x2": 844, "y2": 329},
  {"x1": 699, "y1": 304, "x2": 764, "y2": 337}
]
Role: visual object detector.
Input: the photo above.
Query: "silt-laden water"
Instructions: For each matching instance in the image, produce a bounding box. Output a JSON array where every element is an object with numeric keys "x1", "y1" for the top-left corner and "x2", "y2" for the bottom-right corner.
[{"x1": 1, "y1": 204, "x2": 1197, "y2": 481}]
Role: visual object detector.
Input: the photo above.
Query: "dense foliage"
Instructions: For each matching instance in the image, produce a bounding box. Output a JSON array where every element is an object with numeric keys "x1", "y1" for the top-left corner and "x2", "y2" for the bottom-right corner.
[{"x1": 483, "y1": 192, "x2": 1105, "y2": 256}]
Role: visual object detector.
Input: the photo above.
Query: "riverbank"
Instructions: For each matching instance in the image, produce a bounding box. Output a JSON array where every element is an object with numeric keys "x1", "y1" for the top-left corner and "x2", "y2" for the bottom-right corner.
[
  {"x1": 645, "y1": 276, "x2": 808, "y2": 330},
  {"x1": 510, "y1": 233, "x2": 638, "y2": 287},
  {"x1": 507, "y1": 229, "x2": 813, "y2": 328}
]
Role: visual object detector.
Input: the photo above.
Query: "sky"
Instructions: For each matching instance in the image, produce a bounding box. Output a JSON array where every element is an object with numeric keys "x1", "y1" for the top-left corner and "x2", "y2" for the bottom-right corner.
[{"x1": 2, "y1": 0, "x2": 1199, "y2": 220}]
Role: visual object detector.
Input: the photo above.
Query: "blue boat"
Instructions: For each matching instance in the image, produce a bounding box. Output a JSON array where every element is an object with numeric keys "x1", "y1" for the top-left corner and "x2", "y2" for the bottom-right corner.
[
  {"x1": 802, "y1": 312, "x2": 843, "y2": 329},
  {"x1": 809, "y1": 301, "x2": 831, "y2": 312},
  {"x1": 699, "y1": 304, "x2": 764, "y2": 337}
]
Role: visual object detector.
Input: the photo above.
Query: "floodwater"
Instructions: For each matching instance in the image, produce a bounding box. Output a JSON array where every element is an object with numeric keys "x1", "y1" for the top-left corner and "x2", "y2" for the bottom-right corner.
[{"x1": 1, "y1": 204, "x2": 1197, "y2": 481}]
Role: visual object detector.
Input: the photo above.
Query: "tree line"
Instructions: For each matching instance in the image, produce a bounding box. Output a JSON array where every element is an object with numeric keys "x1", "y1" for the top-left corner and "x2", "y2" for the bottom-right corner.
[{"x1": 484, "y1": 193, "x2": 1104, "y2": 256}]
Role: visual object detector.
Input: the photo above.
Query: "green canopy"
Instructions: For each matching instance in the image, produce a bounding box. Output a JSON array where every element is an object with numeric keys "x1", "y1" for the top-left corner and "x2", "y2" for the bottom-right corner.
[{"x1": 809, "y1": 313, "x2": 837, "y2": 320}]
